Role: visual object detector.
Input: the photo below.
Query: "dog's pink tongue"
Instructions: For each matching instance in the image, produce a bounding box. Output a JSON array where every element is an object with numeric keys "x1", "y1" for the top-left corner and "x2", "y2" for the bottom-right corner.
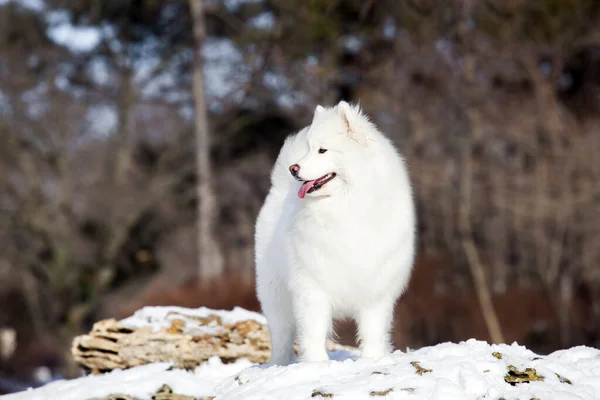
[{"x1": 298, "y1": 180, "x2": 316, "y2": 199}]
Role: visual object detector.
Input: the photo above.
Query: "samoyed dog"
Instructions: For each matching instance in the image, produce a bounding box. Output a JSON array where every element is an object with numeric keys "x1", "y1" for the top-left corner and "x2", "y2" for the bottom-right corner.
[{"x1": 255, "y1": 101, "x2": 416, "y2": 365}]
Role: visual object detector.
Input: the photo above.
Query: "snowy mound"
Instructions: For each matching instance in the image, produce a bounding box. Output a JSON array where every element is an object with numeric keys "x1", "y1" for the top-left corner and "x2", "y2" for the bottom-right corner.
[
  {"x1": 216, "y1": 340, "x2": 600, "y2": 400},
  {"x1": 5, "y1": 338, "x2": 600, "y2": 400}
]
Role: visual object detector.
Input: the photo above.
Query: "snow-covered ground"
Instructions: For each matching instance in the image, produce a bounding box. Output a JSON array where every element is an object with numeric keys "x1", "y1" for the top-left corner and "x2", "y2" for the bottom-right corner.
[
  {"x1": 2, "y1": 359, "x2": 252, "y2": 400},
  {"x1": 3, "y1": 307, "x2": 600, "y2": 400}
]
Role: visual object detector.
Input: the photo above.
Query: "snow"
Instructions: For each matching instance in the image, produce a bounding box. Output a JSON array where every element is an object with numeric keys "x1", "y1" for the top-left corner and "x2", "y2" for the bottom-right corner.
[
  {"x1": 248, "y1": 12, "x2": 275, "y2": 30},
  {"x1": 214, "y1": 340, "x2": 600, "y2": 400},
  {"x1": 84, "y1": 105, "x2": 118, "y2": 138},
  {"x1": 0, "y1": 90, "x2": 12, "y2": 115},
  {"x1": 224, "y1": 0, "x2": 263, "y2": 12},
  {"x1": 1, "y1": 0, "x2": 264, "y2": 114},
  {"x1": 262, "y1": 70, "x2": 306, "y2": 109},
  {"x1": 202, "y1": 38, "x2": 251, "y2": 109},
  {"x1": 120, "y1": 305, "x2": 267, "y2": 332},
  {"x1": 21, "y1": 83, "x2": 49, "y2": 118},
  {"x1": 3, "y1": 359, "x2": 253, "y2": 400},
  {"x1": 4, "y1": 307, "x2": 600, "y2": 400},
  {"x1": 85, "y1": 58, "x2": 112, "y2": 87},
  {"x1": 46, "y1": 10, "x2": 102, "y2": 53},
  {"x1": 4, "y1": 6, "x2": 103, "y2": 54},
  {"x1": 0, "y1": 0, "x2": 45, "y2": 12},
  {"x1": 382, "y1": 17, "x2": 396, "y2": 39}
]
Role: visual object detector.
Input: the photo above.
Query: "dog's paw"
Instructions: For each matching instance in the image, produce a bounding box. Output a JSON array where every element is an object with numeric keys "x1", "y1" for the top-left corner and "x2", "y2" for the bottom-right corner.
[
  {"x1": 360, "y1": 345, "x2": 390, "y2": 360},
  {"x1": 301, "y1": 349, "x2": 330, "y2": 363}
]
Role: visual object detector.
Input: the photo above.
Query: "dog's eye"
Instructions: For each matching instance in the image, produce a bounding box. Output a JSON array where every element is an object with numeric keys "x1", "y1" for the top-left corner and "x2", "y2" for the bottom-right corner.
[{"x1": 318, "y1": 148, "x2": 328, "y2": 154}]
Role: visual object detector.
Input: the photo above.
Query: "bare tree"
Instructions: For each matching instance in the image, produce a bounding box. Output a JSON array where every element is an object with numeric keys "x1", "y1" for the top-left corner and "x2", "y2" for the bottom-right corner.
[{"x1": 189, "y1": 0, "x2": 224, "y2": 278}]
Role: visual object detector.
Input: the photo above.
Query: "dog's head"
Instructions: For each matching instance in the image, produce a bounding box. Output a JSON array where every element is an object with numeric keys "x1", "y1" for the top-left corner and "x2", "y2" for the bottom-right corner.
[{"x1": 290, "y1": 101, "x2": 373, "y2": 199}]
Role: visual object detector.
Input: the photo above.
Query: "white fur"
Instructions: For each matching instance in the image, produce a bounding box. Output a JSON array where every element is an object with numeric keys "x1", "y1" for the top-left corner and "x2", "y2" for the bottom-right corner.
[{"x1": 255, "y1": 101, "x2": 416, "y2": 365}]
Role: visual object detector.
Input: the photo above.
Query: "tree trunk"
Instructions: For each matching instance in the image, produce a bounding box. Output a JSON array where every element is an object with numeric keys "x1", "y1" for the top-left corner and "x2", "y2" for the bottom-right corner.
[
  {"x1": 189, "y1": 0, "x2": 223, "y2": 278},
  {"x1": 459, "y1": 110, "x2": 505, "y2": 345},
  {"x1": 558, "y1": 274, "x2": 573, "y2": 347}
]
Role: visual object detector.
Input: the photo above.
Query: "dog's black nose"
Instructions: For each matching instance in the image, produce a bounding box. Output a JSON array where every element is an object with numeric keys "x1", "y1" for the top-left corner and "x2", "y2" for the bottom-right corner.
[{"x1": 289, "y1": 164, "x2": 300, "y2": 177}]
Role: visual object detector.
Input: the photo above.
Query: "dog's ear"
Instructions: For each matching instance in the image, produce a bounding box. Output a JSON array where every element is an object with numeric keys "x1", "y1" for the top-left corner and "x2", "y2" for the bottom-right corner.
[
  {"x1": 312, "y1": 105, "x2": 325, "y2": 123},
  {"x1": 337, "y1": 101, "x2": 370, "y2": 145}
]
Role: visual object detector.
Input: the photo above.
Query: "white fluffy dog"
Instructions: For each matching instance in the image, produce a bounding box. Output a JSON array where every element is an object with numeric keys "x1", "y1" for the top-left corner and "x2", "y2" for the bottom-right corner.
[{"x1": 255, "y1": 101, "x2": 416, "y2": 365}]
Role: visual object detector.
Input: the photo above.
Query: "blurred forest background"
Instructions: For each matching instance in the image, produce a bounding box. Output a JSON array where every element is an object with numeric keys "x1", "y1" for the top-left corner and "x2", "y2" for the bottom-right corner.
[{"x1": 0, "y1": 0, "x2": 599, "y2": 393}]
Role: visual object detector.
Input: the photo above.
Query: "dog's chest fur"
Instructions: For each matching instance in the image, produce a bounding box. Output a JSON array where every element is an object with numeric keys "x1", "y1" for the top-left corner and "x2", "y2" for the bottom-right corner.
[{"x1": 286, "y1": 196, "x2": 402, "y2": 310}]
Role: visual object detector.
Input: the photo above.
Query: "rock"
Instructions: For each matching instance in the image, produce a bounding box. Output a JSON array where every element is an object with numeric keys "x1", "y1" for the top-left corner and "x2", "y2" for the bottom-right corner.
[
  {"x1": 152, "y1": 384, "x2": 196, "y2": 400},
  {"x1": 504, "y1": 365, "x2": 545, "y2": 385},
  {"x1": 87, "y1": 384, "x2": 196, "y2": 400},
  {"x1": 410, "y1": 361, "x2": 432, "y2": 375},
  {"x1": 72, "y1": 308, "x2": 356, "y2": 374}
]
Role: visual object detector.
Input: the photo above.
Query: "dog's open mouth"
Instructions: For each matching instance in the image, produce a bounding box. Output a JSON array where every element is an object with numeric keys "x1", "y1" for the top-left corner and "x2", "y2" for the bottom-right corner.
[{"x1": 298, "y1": 173, "x2": 336, "y2": 199}]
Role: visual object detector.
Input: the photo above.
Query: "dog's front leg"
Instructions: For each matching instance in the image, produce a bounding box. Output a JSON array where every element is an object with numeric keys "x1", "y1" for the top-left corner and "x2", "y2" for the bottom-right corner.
[
  {"x1": 356, "y1": 300, "x2": 394, "y2": 359},
  {"x1": 293, "y1": 288, "x2": 331, "y2": 362}
]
